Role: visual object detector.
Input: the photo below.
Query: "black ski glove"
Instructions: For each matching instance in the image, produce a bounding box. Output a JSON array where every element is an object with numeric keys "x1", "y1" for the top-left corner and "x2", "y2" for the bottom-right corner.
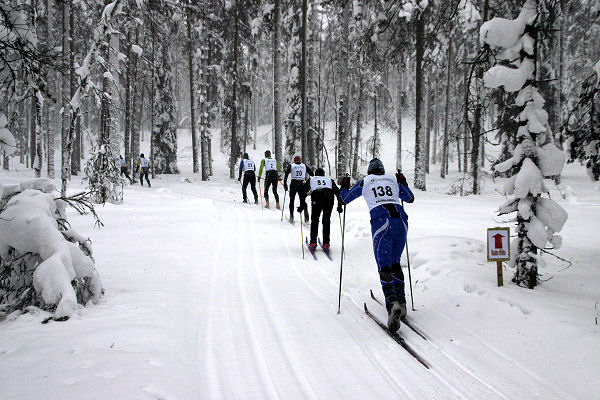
[
  {"x1": 340, "y1": 176, "x2": 351, "y2": 190},
  {"x1": 284, "y1": 182, "x2": 288, "y2": 191},
  {"x1": 396, "y1": 171, "x2": 408, "y2": 186},
  {"x1": 258, "y1": 176, "x2": 261, "y2": 182},
  {"x1": 337, "y1": 204, "x2": 343, "y2": 214}
]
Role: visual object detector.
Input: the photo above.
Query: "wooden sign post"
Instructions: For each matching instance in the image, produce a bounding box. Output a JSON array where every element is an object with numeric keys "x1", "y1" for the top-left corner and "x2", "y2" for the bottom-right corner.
[{"x1": 487, "y1": 227, "x2": 510, "y2": 286}]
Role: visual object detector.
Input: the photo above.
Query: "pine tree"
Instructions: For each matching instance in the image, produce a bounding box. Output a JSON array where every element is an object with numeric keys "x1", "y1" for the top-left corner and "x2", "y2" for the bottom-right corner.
[{"x1": 483, "y1": 0, "x2": 568, "y2": 288}]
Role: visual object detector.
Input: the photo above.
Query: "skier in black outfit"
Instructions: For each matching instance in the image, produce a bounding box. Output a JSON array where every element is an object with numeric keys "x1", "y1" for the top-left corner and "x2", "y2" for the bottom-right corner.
[
  {"x1": 303, "y1": 168, "x2": 343, "y2": 252},
  {"x1": 283, "y1": 155, "x2": 313, "y2": 223},
  {"x1": 238, "y1": 153, "x2": 258, "y2": 204},
  {"x1": 257, "y1": 150, "x2": 281, "y2": 209}
]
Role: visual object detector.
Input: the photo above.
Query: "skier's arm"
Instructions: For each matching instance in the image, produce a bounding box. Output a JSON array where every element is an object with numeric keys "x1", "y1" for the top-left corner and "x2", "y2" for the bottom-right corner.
[
  {"x1": 238, "y1": 161, "x2": 243, "y2": 180},
  {"x1": 340, "y1": 180, "x2": 363, "y2": 205},
  {"x1": 332, "y1": 182, "x2": 343, "y2": 212},
  {"x1": 258, "y1": 159, "x2": 265, "y2": 180},
  {"x1": 306, "y1": 166, "x2": 314, "y2": 177},
  {"x1": 283, "y1": 164, "x2": 291, "y2": 184},
  {"x1": 399, "y1": 184, "x2": 414, "y2": 203}
]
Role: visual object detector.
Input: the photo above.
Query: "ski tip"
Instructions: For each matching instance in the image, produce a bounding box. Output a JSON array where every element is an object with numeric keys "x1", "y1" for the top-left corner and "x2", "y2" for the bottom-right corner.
[
  {"x1": 363, "y1": 302, "x2": 368, "y2": 313},
  {"x1": 370, "y1": 289, "x2": 375, "y2": 298}
]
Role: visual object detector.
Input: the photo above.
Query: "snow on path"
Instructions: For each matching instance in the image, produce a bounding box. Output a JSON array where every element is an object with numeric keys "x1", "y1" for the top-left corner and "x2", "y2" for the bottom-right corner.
[{"x1": 1, "y1": 163, "x2": 598, "y2": 399}]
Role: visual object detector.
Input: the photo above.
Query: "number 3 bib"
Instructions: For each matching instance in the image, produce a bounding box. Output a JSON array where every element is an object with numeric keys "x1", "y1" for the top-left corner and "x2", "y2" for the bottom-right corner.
[{"x1": 361, "y1": 175, "x2": 400, "y2": 210}]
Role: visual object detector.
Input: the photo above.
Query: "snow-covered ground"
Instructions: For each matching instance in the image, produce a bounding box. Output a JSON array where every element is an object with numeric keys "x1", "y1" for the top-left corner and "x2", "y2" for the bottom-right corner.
[{"x1": 1, "y1": 122, "x2": 599, "y2": 399}]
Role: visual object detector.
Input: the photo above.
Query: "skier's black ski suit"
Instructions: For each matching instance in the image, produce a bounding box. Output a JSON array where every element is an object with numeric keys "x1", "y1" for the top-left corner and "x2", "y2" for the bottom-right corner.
[{"x1": 302, "y1": 172, "x2": 342, "y2": 246}]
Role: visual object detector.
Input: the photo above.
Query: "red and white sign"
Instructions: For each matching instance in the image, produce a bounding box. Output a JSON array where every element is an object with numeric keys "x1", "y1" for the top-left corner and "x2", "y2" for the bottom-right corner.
[{"x1": 487, "y1": 227, "x2": 510, "y2": 261}]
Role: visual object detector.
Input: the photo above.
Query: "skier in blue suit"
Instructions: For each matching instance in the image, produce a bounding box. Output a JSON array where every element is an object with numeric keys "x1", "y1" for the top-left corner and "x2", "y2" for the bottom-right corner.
[{"x1": 339, "y1": 158, "x2": 414, "y2": 332}]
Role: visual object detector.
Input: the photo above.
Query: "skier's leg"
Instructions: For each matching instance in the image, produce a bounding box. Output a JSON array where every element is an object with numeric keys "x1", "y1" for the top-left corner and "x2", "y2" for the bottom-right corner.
[
  {"x1": 371, "y1": 216, "x2": 399, "y2": 309},
  {"x1": 250, "y1": 178, "x2": 258, "y2": 202},
  {"x1": 322, "y1": 203, "x2": 333, "y2": 244},
  {"x1": 140, "y1": 170, "x2": 144, "y2": 186},
  {"x1": 242, "y1": 175, "x2": 249, "y2": 201},
  {"x1": 289, "y1": 188, "x2": 297, "y2": 219},
  {"x1": 272, "y1": 180, "x2": 279, "y2": 204},
  {"x1": 300, "y1": 191, "x2": 309, "y2": 222},
  {"x1": 310, "y1": 202, "x2": 321, "y2": 244},
  {"x1": 264, "y1": 180, "x2": 271, "y2": 205}
]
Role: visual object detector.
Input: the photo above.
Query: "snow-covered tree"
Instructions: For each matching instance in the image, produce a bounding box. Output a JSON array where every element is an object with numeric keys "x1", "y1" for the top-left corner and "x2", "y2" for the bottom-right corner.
[
  {"x1": 482, "y1": 0, "x2": 568, "y2": 288},
  {"x1": 0, "y1": 178, "x2": 103, "y2": 320},
  {"x1": 565, "y1": 61, "x2": 600, "y2": 180}
]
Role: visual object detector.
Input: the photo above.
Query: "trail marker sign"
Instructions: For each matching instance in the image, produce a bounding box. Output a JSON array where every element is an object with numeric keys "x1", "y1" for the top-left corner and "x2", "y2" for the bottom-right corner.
[{"x1": 487, "y1": 227, "x2": 510, "y2": 286}]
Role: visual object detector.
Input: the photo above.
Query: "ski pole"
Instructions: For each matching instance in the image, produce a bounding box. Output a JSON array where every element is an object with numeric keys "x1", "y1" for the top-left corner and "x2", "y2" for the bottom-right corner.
[
  {"x1": 402, "y1": 199, "x2": 416, "y2": 312},
  {"x1": 280, "y1": 188, "x2": 287, "y2": 221},
  {"x1": 258, "y1": 179, "x2": 264, "y2": 209},
  {"x1": 337, "y1": 204, "x2": 346, "y2": 314}
]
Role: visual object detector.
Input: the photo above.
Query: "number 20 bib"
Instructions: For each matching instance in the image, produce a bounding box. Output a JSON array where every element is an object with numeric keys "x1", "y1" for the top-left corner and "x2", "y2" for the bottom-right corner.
[{"x1": 361, "y1": 175, "x2": 400, "y2": 210}]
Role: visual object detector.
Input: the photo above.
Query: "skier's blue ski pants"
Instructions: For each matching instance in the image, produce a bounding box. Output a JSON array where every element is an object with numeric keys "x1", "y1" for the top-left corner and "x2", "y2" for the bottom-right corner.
[{"x1": 371, "y1": 216, "x2": 408, "y2": 308}]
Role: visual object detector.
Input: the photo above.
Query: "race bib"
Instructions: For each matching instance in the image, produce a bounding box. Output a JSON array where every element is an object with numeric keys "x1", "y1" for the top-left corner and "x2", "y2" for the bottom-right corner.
[
  {"x1": 291, "y1": 163, "x2": 306, "y2": 180},
  {"x1": 310, "y1": 176, "x2": 332, "y2": 191},
  {"x1": 265, "y1": 158, "x2": 277, "y2": 171},
  {"x1": 140, "y1": 158, "x2": 149, "y2": 168},
  {"x1": 361, "y1": 175, "x2": 400, "y2": 210},
  {"x1": 243, "y1": 160, "x2": 255, "y2": 172}
]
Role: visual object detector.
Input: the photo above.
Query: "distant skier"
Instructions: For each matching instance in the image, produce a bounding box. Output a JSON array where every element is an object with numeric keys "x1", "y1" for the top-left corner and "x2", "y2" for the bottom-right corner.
[
  {"x1": 283, "y1": 155, "x2": 313, "y2": 223},
  {"x1": 302, "y1": 168, "x2": 343, "y2": 251},
  {"x1": 137, "y1": 153, "x2": 151, "y2": 187},
  {"x1": 257, "y1": 150, "x2": 280, "y2": 209},
  {"x1": 120, "y1": 155, "x2": 133, "y2": 183},
  {"x1": 238, "y1": 153, "x2": 258, "y2": 204},
  {"x1": 339, "y1": 158, "x2": 414, "y2": 332}
]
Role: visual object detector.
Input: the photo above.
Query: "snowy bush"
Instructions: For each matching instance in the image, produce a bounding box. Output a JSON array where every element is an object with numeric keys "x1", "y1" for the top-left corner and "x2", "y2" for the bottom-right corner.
[
  {"x1": 0, "y1": 112, "x2": 16, "y2": 156},
  {"x1": 482, "y1": 0, "x2": 568, "y2": 288},
  {"x1": 0, "y1": 178, "x2": 103, "y2": 320}
]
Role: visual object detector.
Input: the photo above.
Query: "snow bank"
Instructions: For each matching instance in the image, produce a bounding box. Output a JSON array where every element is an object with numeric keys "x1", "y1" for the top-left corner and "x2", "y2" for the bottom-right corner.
[{"x1": 0, "y1": 179, "x2": 102, "y2": 318}]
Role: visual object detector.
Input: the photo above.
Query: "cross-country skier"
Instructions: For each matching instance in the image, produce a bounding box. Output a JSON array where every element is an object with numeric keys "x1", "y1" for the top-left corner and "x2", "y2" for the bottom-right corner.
[
  {"x1": 257, "y1": 150, "x2": 280, "y2": 209},
  {"x1": 137, "y1": 153, "x2": 151, "y2": 187},
  {"x1": 339, "y1": 158, "x2": 414, "y2": 332},
  {"x1": 283, "y1": 155, "x2": 313, "y2": 223},
  {"x1": 238, "y1": 153, "x2": 258, "y2": 204},
  {"x1": 120, "y1": 155, "x2": 133, "y2": 184},
  {"x1": 302, "y1": 168, "x2": 343, "y2": 252}
]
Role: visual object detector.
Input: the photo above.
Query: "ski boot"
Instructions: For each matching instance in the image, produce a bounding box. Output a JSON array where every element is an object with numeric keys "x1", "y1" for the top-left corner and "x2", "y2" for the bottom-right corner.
[
  {"x1": 387, "y1": 301, "x2": 403, "y2": 332},
  {"x1": 254, "y1": 198, "x2": 258, "y2": 204},
  {"x1": 276, "y1": 202, "x2": 280, "y2": 209},
  {"x1": 322, "y1": 243, "x2": 330, "y2": 252},
  {"x1": 265, "y1": 201, "x2": 270, "y2": 209},
  {"x1": 289, "y1": 215, "x2": 294, "y2": 224},
  {"x1": 308, "y1": 242, "x2": 317, "y2": 252},
  {"x1": 243, "y1": 199, "x2": 249, "y2": 203}
]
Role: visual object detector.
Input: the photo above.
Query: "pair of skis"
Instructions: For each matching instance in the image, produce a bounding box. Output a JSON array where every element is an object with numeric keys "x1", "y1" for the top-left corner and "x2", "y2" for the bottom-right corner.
[
  {"x1": 364, "y1": 290, "x2": 430, "y2": 369},
  {"x1": 305, "y1": 237, "x2": 332, "y2": 261}
]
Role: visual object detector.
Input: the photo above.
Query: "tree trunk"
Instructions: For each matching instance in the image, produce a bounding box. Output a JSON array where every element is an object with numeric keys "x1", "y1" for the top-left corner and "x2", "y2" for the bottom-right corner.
[
  {"x1": 186, "y1": 3, "x2": 199, "y2": 173},
  {"x1": 352, "y1": 73, "x2": 363, "y2": 179},
  {"x1": 61, "y1": 0, "x2": 71, "y2": 193},
  {"x1": 69, "y1": 1, "x2": 80, "y2": 175},
  {"x1": 442, "y1": 38, "x2": 452, "y2": 178},
  {"x1": 396, "y1": 66, "x2": 404, "y2": 172},
  {"x1": 336, "y1": 0, "x2": 350, "y2": 179},
  {"x1": 229, "y1": 9, "x2": 239, "y2": 179},
  {"x1": 300, "y1": 0, "x2": 308, "y2": 162},
  {"x1": 472, "y1": 0, "x2": 488, "y2": 195},
  {"x1": 273, "y1": 0, "x2": 282, "y2": 164},
  {"x1": 372, "y1": 95, "x2": 378, "y2": 159},
  {"x1": 414, "y1": 9, "x2": 427, "y2": 190},
  {"x1": 200, "y1": 27, "x2": 210, "y2": 180},
  {"x1": 425, "y1": 74, "x2": 431, "y2": 173},
  {"x1": 124, "y1": 30, "x2": 132, "y2": 176}
]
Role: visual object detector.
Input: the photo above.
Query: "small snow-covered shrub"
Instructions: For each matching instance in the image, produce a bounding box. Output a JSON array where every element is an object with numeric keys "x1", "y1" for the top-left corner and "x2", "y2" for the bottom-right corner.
[
  {"x1": 0, "y1": 178, "x2": 103, "y2": 320},
  {"x1": 84, "y1": 142, "x2": 123, "y2": 204}
]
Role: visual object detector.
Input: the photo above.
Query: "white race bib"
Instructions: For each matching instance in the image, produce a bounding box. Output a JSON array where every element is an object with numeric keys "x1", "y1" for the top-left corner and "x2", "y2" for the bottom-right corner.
[
  {"x1": 291, "y1": 163, "x2": 306, "y2": 180},
  {"x1": 361, "y1": 175, "x2": 400, "y2": 210},
  {"x1": 310, "y1": 176, "x2": 332, "y2": 191},
  {"x1": 243, "y1": 160, "x2": 255, "y2": 172},
  {"x1": 265, "y1": 158, "x2": 277, "y2": 171},
  {"x1": 140, "y1": 158, "x2": 149, "y2": 168}
]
